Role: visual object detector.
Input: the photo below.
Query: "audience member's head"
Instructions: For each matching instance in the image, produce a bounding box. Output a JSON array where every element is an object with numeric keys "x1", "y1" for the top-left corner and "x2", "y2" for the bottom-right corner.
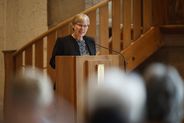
[
  {"x1": 144, "y1": 63, "x2": 184, "y2": 123},
  {"x1": 8, "y1": 67, "x2": 75, "y2": 123},
  {"x1": 86, "y1": 68, "x2": 146, "y2": 123},
  {"x1": 11, "y1": 67, "x2": 54, "y2": 109},
  {"x1": 9, "y1": 67, "x2": 54, "y2": 123}
]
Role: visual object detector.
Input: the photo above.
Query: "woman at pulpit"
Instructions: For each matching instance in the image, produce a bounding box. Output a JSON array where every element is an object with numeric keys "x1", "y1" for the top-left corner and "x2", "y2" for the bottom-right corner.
[{"x1": 50, "y1": 13, "x2": 96, "y2": 69}]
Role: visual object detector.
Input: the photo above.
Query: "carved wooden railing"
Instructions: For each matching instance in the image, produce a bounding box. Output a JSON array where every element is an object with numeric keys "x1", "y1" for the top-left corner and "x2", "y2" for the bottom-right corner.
[{"x1": 3, "y1": 0, "x2": 164, "y2": 120}]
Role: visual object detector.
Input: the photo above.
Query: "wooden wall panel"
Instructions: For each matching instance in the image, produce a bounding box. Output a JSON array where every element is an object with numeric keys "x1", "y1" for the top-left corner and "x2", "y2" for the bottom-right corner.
[
  {"x1": 166, "y1": 0, "x2": 184, "y2": 24},
  {"x1": 152, "y1": 0, "x2": 167, "y2": 25}
]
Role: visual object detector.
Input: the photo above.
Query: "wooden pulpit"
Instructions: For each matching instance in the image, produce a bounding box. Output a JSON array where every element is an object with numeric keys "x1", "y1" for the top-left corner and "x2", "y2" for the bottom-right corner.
[{"x1": 55, "y1": 55, "x2": 120, "y2": 123}]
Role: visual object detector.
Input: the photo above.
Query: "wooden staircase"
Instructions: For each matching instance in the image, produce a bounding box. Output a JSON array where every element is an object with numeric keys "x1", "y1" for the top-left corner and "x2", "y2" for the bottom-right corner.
[{"x1": 135, "y1": 25, "x2": 184, "y2": 77}]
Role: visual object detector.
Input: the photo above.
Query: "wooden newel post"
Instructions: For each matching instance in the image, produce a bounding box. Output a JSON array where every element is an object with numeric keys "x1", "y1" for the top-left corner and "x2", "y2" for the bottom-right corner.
[{"x1": 2, "y1": 50, "x2": 16, "y2": 123}]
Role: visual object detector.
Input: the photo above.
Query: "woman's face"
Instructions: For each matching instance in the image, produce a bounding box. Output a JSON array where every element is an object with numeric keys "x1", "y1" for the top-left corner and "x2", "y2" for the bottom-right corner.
[{"x1": 73, "y1": 20, "x2": 89, "y2": 39}]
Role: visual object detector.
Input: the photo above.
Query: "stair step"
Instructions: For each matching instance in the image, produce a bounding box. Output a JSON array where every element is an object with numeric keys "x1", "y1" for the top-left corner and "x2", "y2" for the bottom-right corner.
[{"x1": 160, "y1": 24, "x2": 184, "y2": 34}]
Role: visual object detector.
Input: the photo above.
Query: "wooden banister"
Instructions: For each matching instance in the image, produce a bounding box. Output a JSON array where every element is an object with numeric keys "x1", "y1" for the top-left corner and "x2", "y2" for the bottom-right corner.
[{"x1": 121, "y1": 27, "x2": 163, "y2": 71}]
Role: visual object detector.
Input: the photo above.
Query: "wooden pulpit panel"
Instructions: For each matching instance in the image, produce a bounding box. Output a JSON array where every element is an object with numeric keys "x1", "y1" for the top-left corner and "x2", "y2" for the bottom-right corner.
[{"x1": 56, "y1": 55, "x2": 120, "y2": 123}]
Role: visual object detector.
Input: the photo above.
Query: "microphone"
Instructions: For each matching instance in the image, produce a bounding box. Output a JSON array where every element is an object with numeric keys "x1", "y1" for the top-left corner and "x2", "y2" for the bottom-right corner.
[{"x1": 95, "y1": 43, "x2": 127, "y2": 71}]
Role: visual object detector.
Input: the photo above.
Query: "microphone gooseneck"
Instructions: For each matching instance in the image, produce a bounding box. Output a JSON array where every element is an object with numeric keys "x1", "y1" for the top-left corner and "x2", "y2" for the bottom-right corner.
[{"x1": 95, "y1": 43, "x2": 127, "y2": 71}]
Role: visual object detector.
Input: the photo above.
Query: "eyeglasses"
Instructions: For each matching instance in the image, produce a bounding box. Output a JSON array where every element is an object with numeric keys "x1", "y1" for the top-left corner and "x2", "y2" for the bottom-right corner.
[{"x1": 76, "y1": 23, "x2": 89, "y2": 28}]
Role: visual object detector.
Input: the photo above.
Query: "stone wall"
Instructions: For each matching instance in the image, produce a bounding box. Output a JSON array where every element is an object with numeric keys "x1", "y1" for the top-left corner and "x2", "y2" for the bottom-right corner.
[
  {"x1": 85, "y1": 0, "x2": 102, "y2": 8},
  {"x1": 48, "y1": 0, "x2": 103, "y2": 27},
  {"x1": 48, "y1": 0, "x2": 85, "y2": 27},
  {"x1": 5, "y1": 0, "x2": 48, "y2": 49},
  {"x1": 0, "y1": 0, "x2": 48, "y2": 121}
]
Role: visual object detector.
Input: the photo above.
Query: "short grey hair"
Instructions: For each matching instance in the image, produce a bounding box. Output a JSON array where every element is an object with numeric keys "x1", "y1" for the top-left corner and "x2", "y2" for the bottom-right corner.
[
  {"x1": 144, "y1": 63, "x2": 184, "y2": 123},
  {"x1": 72, "y1": 13, "x2": 90, "y2": 25}
]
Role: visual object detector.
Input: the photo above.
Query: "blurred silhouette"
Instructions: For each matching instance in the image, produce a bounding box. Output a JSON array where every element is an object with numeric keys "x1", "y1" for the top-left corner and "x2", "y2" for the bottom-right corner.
[
  {"x1": 8, "y1": 67, "x2": 75, "y2": 123},
  {"x1": 9, "y1": 67, "x2": 54, "y2": 123},
  {"x1": 144, "y1": 63, "x2": 184, "y2": 123},
  {"x1": 86, "y1": 68, "x2": 146, "y2": 123}
]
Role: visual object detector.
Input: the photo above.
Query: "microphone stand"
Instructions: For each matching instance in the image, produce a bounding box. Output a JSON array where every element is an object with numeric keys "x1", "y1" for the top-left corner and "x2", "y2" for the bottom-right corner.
[{"x1": 95, "y1": 43, "x2": 127, "y2": 72}]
